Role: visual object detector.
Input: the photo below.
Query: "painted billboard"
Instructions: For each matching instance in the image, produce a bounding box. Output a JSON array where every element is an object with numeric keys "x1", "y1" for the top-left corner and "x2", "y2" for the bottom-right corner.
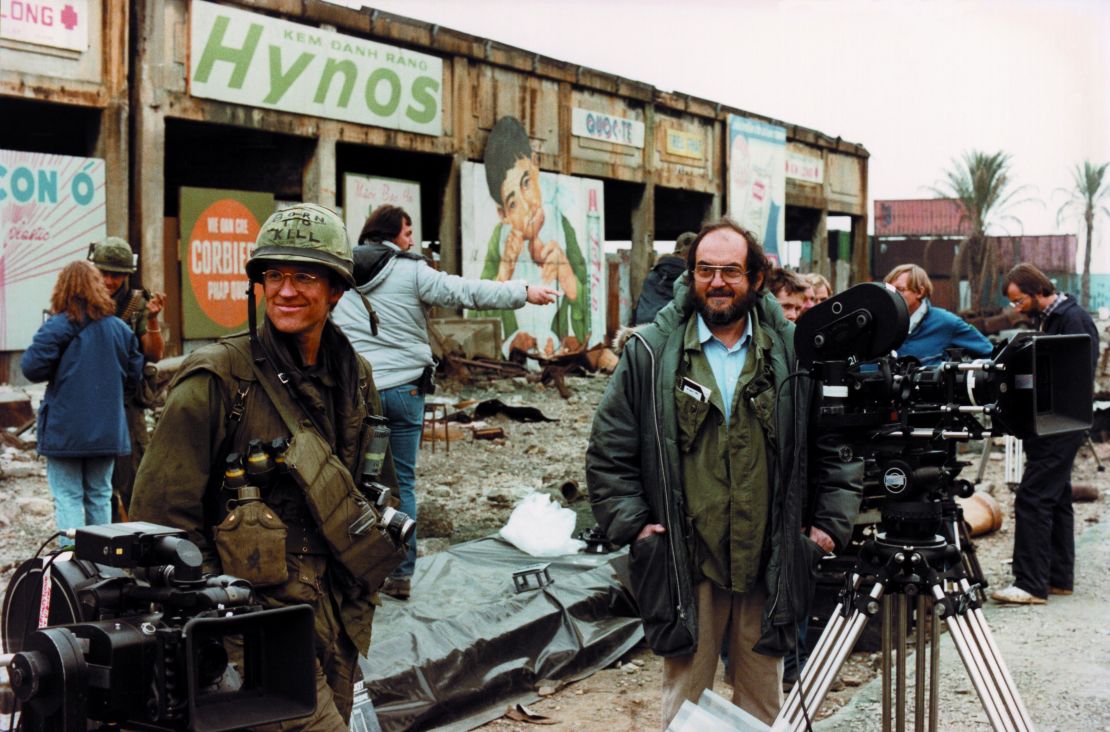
[
  {"x1": 179, "y1": 187, "x2": 274, "y2": 339},
  {"x1": 342, "y1": 174, "x2": 422, "y2": 248},
  {"x1": 461, "y1": 159, "x2": 605, "y2": 359},
  {"x1": 728, "y1": 115, "x2": 786, "y2": 262},
  {"x1": 189, "y1": 0, "x2": 443, "y2": 136},
  {"x1": 0, "y1": 150, "x2": 106, "y2": 350}
]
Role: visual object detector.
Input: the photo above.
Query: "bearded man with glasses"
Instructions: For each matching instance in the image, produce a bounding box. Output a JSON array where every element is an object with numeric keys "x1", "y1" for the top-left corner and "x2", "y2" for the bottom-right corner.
[{"x1": 587, "y1": 218, "x2": 863, "y2": 727}]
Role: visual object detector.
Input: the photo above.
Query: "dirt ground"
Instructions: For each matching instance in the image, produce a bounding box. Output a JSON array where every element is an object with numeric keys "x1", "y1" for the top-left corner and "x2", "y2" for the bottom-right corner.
[{"x1": 1, "y1": 370, "x2": 1107, "y2": 731}]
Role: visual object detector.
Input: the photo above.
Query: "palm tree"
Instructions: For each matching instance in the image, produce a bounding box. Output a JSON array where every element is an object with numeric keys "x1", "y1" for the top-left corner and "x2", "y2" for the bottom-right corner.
[
  {"x1": 1057, "y1": 161, "x2": 1110, "y2": 309},
  {"x1": 932, "y1": 151, "x2": 1029, "y2": 312}
]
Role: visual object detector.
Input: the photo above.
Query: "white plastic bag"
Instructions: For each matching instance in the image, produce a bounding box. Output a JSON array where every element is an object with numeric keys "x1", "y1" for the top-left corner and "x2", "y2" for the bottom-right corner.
[{"x1": 499, "y1": 492, "x2": 586, "y2": 557}]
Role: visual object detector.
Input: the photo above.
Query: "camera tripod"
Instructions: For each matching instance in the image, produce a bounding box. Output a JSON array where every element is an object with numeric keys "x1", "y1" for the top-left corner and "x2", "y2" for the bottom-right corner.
[{"x1": 771, "y1": 529, "x2": 1034, "y2": 732}]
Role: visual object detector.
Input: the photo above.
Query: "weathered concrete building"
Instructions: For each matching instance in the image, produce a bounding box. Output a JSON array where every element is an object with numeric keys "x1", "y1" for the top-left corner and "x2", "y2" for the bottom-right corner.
[{"x1": 2, "y1": 0, "x2": 869, "y2": 371}]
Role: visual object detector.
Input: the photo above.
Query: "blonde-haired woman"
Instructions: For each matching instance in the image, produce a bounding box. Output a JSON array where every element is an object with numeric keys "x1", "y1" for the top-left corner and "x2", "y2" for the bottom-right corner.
[{"x1": 21, "y1": 260, "x2": 143, "y2": 539}]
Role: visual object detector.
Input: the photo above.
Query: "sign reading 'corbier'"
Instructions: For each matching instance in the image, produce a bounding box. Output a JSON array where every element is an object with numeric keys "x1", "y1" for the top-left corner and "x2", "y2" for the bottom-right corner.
[{"x1": 189, "y1": 0, "x2": 443, "y2": 136}]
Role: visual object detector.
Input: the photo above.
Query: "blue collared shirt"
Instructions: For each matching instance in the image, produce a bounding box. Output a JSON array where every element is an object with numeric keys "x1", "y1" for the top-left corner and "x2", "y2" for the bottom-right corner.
[{"x1": 696, "y1": 313, "x2": 753, "y2": 424}]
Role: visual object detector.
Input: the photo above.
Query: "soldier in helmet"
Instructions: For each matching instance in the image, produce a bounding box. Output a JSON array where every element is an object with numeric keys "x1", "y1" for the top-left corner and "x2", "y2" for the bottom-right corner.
[
  {"x1": 88, "y1": 237, "x2": 167, "y2": 516},
  {"x1": 131, "y1": 204, "x2": 399, "y2": 728}
]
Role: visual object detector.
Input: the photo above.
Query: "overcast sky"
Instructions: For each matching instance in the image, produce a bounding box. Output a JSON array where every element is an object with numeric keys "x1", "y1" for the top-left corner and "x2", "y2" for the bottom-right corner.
[{"x1": 350, "y1": 0, "x2": 1109, "y2": 268}]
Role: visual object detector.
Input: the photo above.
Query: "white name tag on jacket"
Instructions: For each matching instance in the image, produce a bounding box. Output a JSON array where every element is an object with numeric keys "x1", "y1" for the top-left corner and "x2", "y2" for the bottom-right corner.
[{"x1": 680, "y1": 377, "x2": 712, "y2": 403}]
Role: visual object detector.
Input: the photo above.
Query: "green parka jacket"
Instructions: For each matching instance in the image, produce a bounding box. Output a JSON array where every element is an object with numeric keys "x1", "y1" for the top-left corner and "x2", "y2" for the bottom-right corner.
[{"x1": 586, "y1": 279, "x2": 863, "y2": 657}]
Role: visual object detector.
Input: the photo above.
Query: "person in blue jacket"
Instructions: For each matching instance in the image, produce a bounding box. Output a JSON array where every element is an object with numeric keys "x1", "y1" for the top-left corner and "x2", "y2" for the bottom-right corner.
[
  {"x1": 884, "y1": 264, "x2": 993, "y2": 364},
  {"x1": 21, "y1": 260, "x2": 143, "y2": 540}
]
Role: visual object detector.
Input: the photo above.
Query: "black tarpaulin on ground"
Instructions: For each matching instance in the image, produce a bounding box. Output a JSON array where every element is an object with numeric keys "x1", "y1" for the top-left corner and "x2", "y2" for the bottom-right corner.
[{"x1": 358, "y1": 537, "x2": 642, "y2": 731}]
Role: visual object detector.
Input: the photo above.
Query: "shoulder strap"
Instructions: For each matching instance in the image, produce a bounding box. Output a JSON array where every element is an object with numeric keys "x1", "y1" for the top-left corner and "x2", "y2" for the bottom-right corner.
[{"x1": 221, "y1": 337, "x2": 309, "y2": 436}]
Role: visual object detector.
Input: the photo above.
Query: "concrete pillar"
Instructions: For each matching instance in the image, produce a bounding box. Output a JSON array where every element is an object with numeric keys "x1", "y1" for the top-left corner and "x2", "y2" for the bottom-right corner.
[
  {"x1": 304, "y1": 121, "x2": 339, "y2": 208},
  {"x1": 630, "y1": 182, "x2": 654, "y2": 303},
  {"x1": 851, "y1": 215, "x2": 869, "y2": 286},
  {"x1": 707, "y1": 193, "x2": 722, "y2": 223},
  {"x1": 133, "y1": 106, "x2": 165, "y2": 294},
  {"x1": 97, "y1": 0, "x2": 129, "y2": 239},
  {"x1": 131, "y1": 0, "x2": 166, "y2": 295},
  {"x1": 96, "y1": 102, "x2": 129, "y2": 239},
  {"x1": 813, "y1": 209, "x2": 830, "y2": 281},
  {"x1": 630, "y1": 104, "x2": 655, "y2": 303},
  {"x1": 439, "y1": 154, "x2": 463, "y2": 277}
]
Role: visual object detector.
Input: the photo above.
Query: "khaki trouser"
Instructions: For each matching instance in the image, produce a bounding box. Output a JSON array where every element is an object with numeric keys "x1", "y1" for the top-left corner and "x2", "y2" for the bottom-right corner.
[{"x1": 661, "y1": 581, "x2": 783, "y2": 728}]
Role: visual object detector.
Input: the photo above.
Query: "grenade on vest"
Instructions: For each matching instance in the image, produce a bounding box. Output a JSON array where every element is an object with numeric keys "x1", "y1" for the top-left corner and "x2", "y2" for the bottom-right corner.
[
  {"x1": 221, "y1": 453, "x2": 262, "y2": 505},
  {"x1": 349, "y1": 416, "x2": 415, "y2": 547}
]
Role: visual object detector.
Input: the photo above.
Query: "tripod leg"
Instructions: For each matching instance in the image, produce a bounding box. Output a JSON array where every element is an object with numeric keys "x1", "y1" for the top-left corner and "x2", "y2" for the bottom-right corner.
[
  {"x1": 774, "y1": 582, "x2": 885, "y2": 732},
  {"x1": 914, "y1": 594, "x2": 927, "y2": 732},
  {"x1": 928, "y1": 600, "x2": 939, "y2": 732},
  {"x1": 932, "y1": 585, "x2": 1025, "y2": 731},
  {"x1": 882, "y1": 596, "x2": 892, "y2": 732},
  {"x1": 958, "y1": 580, "x2": 1036, "y2": 730},
  {"x1": 775, "y1": 602, "x2": 854, "y2": 730},
  {"x1": 896, "y1": 594, "x2": 907, "y2": 731}
]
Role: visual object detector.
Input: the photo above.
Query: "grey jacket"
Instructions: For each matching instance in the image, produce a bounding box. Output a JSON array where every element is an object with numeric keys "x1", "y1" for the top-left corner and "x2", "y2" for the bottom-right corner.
[
  {"x1": 586, "y1": 280, "x2": 863, "y2": 657},
  {"x1": 332, "y1": 241, "x2": 529, "y2": 390}
]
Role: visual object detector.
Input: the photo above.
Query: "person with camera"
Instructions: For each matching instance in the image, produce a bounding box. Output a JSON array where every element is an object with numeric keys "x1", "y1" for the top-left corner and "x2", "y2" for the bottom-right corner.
[
  {"x1": 586, "y1": 219, "x2": 863, "y2": 727},
  {"x1": 131, "y1": 204, "x2": 396, "y2": 728},
  {"x1": 87, "y1": 237, "x2": 167, "y2": 519},
  {"x1": 991, "y1": 262, "x2": 1100, "y2": 606},
  {"x1": 331, "y1": 204, "x2": 558, "y2": 601},
  {"x1": 884, "y1": 263, "x2": 992, "y2": 365},
  {"x1": 21, "y1": 261, "x2": 144, "y2": 541}
]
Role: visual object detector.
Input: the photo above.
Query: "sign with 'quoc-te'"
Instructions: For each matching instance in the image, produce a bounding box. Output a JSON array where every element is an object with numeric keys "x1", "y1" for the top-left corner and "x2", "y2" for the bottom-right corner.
[
  {"x1": 179, "y1": 187, "x2": 274, "y2": 339},
  {"x1": 189, "y1": 0, "x2": 443, "y2": 136}
]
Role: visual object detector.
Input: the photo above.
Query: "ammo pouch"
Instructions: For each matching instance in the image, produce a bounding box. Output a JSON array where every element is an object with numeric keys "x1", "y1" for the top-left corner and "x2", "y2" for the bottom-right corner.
[
  {"x1": 281, "y1": 422, "x2": 404, "y2": 591},
  {"x1": 213, "y1": 501, "x2": 289, "y2": 587}
]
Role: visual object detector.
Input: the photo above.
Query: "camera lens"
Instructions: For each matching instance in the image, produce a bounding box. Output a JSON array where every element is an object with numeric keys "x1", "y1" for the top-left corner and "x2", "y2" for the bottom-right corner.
[
  {"x1": 380, "y1": 507, "x2": 415, "y2": 545},
  {"x1": 194, "y1": 638, "x2": 230, "y2": 688}
]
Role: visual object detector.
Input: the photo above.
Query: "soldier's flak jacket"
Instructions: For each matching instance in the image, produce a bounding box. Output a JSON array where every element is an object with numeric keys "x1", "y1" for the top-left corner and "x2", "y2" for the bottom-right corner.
[
  {"x1": 132, "y1": 319, "x2": 396, "y2": 639},
  {"x1": 130, "y1": 203, "x2": 392, "y2": 727}
]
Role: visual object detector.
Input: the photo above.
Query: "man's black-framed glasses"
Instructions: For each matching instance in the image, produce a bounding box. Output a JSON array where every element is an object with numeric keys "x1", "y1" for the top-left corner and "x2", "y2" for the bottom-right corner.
[
  {"x1": 692, "y1": 264, "x2": 747, "y2": 284},
  {"x1": 260, "y1": 270, "x2": 323, "y2": 290}
]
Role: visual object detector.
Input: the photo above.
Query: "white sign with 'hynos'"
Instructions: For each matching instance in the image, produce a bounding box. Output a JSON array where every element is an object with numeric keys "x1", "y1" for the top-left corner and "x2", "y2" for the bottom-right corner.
[{"x1": 189, "y1": 0, "x2": 443, "y2": 136}]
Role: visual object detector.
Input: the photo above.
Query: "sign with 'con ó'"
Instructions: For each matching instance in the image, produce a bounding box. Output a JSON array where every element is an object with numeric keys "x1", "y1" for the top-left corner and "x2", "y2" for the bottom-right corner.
[
  {"x1": 0, "y1": 150, "x2": 106, "y2": 350},
  {"x1": 179, "y1": 186, "x2": 275, "y2": 339},
  {"x1": 189, "y1": 0, "x2": 443, "y2": 136}
]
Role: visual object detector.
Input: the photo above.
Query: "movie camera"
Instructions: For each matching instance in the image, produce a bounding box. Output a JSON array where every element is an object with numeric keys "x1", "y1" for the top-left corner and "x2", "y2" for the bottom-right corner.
[
  {"x1": 797, "y1": 282, "x2": 1091, "y2": 549},
  {"x1": 1, "y1": 523, "x2": 316, "y2": 731},
  {"x1": 771, "y1": 282, "x2": 1093, "y2": 732}
]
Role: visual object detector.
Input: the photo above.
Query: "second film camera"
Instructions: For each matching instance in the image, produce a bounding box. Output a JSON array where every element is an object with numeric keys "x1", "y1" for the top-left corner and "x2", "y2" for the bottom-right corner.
[{"x1": 2, "y1": 523, "x2": 316, "y2": 732}]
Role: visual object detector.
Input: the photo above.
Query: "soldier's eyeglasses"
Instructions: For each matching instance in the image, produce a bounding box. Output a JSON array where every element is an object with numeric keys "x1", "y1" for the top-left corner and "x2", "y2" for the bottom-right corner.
[
  {"x1": 261, "y1": 270, "x2": 322, "y2": 290},
  {"x1": 692, "y1": 264, "x2": 747, "y2": 284}
]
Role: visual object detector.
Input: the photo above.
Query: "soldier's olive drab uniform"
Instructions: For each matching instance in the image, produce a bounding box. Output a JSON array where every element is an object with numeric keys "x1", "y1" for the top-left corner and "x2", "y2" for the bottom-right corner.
[
  {"x1": 131, "y1": 322, "x2": 388, "y2": 725},
  {"x1": 89, "y1": 237, "x2": 150, "y2": 514},
  {"x1": 131, "y1": 204, "x2": 392, "y2": 730},
  {"x1": 111, "y1": 284, "x2": 152, "y2": 510}
]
